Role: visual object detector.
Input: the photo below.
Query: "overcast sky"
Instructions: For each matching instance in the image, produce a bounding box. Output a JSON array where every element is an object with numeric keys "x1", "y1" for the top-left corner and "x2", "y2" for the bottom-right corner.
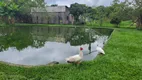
[{"x1": 45, "y1": 0, "x2": 125, "y2": 7}]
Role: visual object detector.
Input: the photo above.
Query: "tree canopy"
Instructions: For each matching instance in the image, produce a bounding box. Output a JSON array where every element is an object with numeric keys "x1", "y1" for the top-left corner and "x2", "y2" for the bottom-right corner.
[
  {"x1": 132, "y1": 0, "x2": 142, "y2": 29},
  {"x1": 0, "y1": 0, "x2": 142, "y2": 29}
]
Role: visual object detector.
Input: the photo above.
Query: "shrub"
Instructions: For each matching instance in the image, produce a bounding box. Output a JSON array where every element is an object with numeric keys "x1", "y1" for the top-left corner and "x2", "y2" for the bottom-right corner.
[{"x1": 110, "y1": 17, "x2": 121, "y2": 27}]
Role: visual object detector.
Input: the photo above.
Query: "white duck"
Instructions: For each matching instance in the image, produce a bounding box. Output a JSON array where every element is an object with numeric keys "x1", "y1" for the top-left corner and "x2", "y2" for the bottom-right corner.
[
  {"x1": 65, "y1": 47, "x2": 83, "y2": 64},
  {"x1": 96, "y1": 45, "x2": 105, "y2": 55}
]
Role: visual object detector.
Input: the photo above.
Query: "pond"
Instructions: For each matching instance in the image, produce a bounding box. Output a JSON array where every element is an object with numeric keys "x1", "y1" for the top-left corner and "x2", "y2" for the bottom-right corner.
[{"x1": 0, "y1": 26, "x2": 113, "y2": 65}]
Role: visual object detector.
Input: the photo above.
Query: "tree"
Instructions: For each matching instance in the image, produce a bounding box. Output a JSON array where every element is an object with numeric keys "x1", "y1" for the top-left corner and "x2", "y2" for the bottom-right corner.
[
  {"x1": 132, "y1": 0, "x2": 142, "y2": 29},
  {"x1": 0, "y1": 0, "x2": 46, "y2": 24},
  {"x1": 18, "y1": 0, "x2": 46, "y2": 23},
  {"x1": 95, "y1": 6, "x2": 105, "y2": 26},
  {"x1": 121, "y1": 0, "x2": 142, "y2": 29},
  {"x1": 70, "y1": 3, "x2": 88, "y2": 22},
  {"x1": 0, "y1": 1, "x2": 19, "y2": 24},
  {"x1": 110, "y1": 17, "x2": 121, "y2": 27},
  {"x1": 110, "y1": 0, "x2": 124, "y2": 20},
  {"x1": 86, "y1": 7, "x2": 96, "y2": 20},
  {"x1": 112, "y1": 0, "x2": 120, "y2": 4}
]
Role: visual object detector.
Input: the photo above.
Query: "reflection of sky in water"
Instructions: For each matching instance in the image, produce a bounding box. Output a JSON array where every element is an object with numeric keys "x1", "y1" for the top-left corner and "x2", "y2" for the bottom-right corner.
[{"x1": 0, "y1": 36, "x2": 108, "y2": 65}]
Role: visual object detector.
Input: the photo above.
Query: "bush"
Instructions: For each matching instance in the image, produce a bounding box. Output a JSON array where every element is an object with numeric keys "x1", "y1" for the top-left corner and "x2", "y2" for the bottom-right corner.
[
  {"x1": 74, "y1": 21, "x2": 86, "y2": 25},
  {"x1": 110, "y1": 17, "x2": 121, "y2": 27}
]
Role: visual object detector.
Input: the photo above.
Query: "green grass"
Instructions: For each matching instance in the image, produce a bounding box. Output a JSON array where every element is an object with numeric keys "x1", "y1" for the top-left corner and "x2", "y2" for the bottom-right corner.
[
  {"x1": 120, "y1": 20, "x2": 136, "y2": 28},
  {"x1": 0, "y1": 26, "x2": 142, "y2": 79},
  {"x1": 86, "y1": 20, "x2": 114, "y2": 27},
  {"x1": 86, "y1": 20, "x2": 136, "y2": 28},
  {"x1": 15, "y1": 23, "x2": 85, "y2": 27},
  {"x1": 14, "y1": 20, "x2": 136, "y2": 29}
]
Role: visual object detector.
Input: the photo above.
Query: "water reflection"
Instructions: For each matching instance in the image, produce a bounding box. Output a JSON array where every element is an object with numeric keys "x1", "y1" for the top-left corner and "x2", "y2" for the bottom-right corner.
[{"x1": 0, "y1": 27, "x2": 113, "y2": 65}]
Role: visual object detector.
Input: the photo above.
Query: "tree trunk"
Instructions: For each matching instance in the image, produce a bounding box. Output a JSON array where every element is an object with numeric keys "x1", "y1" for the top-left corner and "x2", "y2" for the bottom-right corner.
[{"x1": 136, "y1": 15, "x2": 142, "y2": 30}]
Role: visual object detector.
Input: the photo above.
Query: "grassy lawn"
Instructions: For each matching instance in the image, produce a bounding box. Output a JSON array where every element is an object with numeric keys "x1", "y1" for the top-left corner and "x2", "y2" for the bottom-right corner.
[
  {"x1": 86, "y1": 20, "x2": 136, "y2": 28},
  {"x1": 15, "y1": 20, "x2": 136, "y2": 28},
  {"x1": 15, "y1": 23, "x2": 85, "y2": 27},
  {"x1": 0, "y1": 25, "x2": 142, "y2": 79}
]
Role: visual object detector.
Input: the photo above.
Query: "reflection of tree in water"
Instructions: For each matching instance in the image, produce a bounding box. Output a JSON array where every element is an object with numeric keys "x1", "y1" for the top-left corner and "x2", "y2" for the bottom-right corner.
[
  {"x1": 32, "y1": 40, "x2": 45, "y2": 48},
  {"x1": 31, "y1": 27, "x2": 75, "y2": 43},
  {"x1": 67, "y1": 28, "x2": 98, "y2": 53},
  {"x1": 0, "y1": 27, "x2": 76, "y2": 51},
  {"x1": 0, "y1": 31, "x2": 45, "y2": 52},
  {"x1": 68, "y1": 28, "x2": 97, "y2": 46},
  {"x1": 0, "y1": 27, "x2": 74, "y2": 51},
  {"x1": 0, "y1": 32, "x2": 31, "y2": 51},
  {"x1": 0, "y1": 27, "x2": 112, "y2": 52}
]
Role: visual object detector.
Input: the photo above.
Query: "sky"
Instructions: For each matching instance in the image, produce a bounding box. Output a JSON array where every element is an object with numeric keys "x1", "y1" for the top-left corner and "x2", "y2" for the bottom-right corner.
[{"x1": 45, "y1": 0, "x2": 125, "y2": 7}]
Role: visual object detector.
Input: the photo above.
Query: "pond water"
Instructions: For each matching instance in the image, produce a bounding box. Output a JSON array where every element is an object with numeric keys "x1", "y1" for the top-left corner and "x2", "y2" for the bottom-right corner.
[{"x1": 0, "y1": 26, "x2": 113, "y2": 65}]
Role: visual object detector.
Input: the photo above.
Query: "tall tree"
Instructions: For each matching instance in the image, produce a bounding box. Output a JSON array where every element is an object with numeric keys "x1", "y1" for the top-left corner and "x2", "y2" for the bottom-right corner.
[
  {"x1": 132, "y1": 0, "x2": 142, "y2": 29},
  {"x1": 70, "y1": 3, "x2": 88, "y2": 22},
  {"x1": 1, "y1": 0, "x2": 46, "y2": 23},
  {"x1": 95, "y1": 6, "x2": 105, "y2": 26},
  {"x1": 0, "y1": 1, "x2": 19, "y2": 24}
]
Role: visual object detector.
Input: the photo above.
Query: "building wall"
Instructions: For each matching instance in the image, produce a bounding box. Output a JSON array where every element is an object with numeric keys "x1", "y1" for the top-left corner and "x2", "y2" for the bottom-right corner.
[
  {"x1": 31, "y1": 6, "x2": 74, "y2": 24},
  {"x1": 31, "y1": 12, "x2": 48, "y2": 24},
  {"x1": 31, "y1": 12, "x2": 69, "y2": 24}
]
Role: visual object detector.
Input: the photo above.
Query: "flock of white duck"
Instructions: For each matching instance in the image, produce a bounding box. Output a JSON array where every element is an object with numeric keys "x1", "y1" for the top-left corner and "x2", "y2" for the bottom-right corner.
[{"x1": 65, "y1": 45, "x2": 105, "y2": 64}]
